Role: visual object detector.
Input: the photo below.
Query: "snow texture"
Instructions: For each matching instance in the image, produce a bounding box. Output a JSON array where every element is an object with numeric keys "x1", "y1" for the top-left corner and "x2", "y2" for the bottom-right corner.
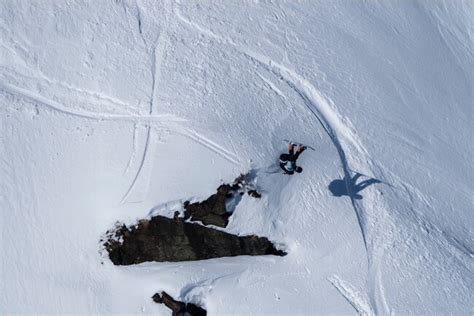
[{"x1": 1, "y1": 0, "x2": 473, "y2": 315}]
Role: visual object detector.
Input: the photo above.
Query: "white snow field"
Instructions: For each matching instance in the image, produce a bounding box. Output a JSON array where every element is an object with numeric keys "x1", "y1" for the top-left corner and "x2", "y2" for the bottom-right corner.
[{"x1": 1, "y1": 0, "x2": 473, "y2": 315}]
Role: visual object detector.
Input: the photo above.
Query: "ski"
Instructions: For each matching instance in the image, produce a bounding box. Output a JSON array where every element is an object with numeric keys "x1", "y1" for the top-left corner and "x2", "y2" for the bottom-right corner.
[{"x1": 283, "y1": 139, "x2": 315, "y2": 151}]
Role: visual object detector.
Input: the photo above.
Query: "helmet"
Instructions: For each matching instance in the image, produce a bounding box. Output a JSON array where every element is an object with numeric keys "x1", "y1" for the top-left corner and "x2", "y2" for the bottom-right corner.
[{"x1": 295, "y1": 166, "x2": 303, "y2": 173}]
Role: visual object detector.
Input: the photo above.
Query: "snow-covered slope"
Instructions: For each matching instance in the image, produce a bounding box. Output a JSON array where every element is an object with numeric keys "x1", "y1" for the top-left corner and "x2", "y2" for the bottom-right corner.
[{"x1": 1, "y1": 0, "x2": 472, "y2": 314}]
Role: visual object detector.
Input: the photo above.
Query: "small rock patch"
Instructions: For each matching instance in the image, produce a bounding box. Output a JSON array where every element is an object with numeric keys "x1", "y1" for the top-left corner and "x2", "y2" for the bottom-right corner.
[
  {"x1": 184, "y1": 173, "x2": 260, "y2": 227},
  {"x1": 152, "y1": 291, "x2": 206, "y2": 316}
]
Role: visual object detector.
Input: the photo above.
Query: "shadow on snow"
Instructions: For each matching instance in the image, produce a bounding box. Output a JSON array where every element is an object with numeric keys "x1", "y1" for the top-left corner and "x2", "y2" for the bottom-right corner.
[{"x1": 328, "y1": 172, "x2": 381, "y2": 200}]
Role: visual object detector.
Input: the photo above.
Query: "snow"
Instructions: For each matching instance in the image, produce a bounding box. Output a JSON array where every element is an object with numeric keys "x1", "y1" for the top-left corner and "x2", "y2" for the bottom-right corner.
[{"x1": 1, "y1": 0, "x2": 473, "y2": 315}]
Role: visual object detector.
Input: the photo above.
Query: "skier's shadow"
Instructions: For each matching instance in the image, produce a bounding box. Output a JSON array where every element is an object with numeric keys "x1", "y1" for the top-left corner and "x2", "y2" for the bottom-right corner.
[{"x1": 328, "y1": 172, "x2": 381, "y2": 200}]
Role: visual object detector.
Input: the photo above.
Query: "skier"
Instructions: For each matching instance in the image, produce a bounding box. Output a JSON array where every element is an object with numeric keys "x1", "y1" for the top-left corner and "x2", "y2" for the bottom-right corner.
[{"x1": 279, "y1": 142, "x2": 307, "y2": 175}]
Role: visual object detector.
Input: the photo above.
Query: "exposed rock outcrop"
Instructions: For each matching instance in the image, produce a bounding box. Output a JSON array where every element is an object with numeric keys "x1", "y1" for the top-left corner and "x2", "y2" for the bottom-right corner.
[
  {"x1": 104, "y1": 214, "x2": 285, "y2": 265},
  {"x1": 183, "y1": 173, "x2": 260, "y2": 227},
  {"x1": 183, "y1": 184, "x2": 233, "y2": 228}
]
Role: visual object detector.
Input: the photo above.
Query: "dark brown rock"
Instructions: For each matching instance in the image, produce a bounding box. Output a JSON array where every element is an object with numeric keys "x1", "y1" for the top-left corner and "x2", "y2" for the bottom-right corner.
[
  {"x1": 247, "y1": 189, "x2": 262, "y2": 198},
  {"x1": 152, "y1": 291, "x2": 206, "y2": 316},
  {"x1": 183, "y1": 184, "x2": 233, "y2": 227},
  {"x1": 105, "y1": 215, "x2": 286, "y2": 265},
  {"x1": 183, "y1": 173, "x2": 261, "y2": 228}
]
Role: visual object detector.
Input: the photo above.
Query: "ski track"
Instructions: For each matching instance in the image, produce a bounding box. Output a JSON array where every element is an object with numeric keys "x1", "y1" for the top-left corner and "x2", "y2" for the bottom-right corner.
[
  {"x1": 148, "y1": 45, "x2": 157, "y2": 115},
  {"x1": 3, "y1": 2, "x2": 470, "y2": 314},
  {"x1": 123, "y1": 123, "x2": 139, "y2": 175},
  {"x1": 152, "y1": 28, "x2": 169, "y2": 114},
  {"x1": 117, "y1": 0, "x2": 174, "y2": 203},
  {"x1": 120, "y1": 125, "x2": 151, "y2": 204},
  {"x1": 174, "y1": 127, "x2": 240, "y2": 166},
  {"x1": 1, "y1": 32, "x2": 132, "y2": 111},
  {"x1": 238, "y1": 46, "x2": 392, "y2": 316},
  {"x1": 135, "y1": 1, "x2": 143, "y2": 36},
  {"x1": 35, "y1": 72, "x2": 131, "y2": 110},
  {"x1": 134, "y1": 0, "x2": 157, "y2": 116},
  {"x1": 390, "y1": 174, "x2": 473, "y2": 269},
  {"x1": 443, "y1": 233, "x2": 474, "y2": 259},
  {"x1": 1, "y1": 79, "x2": 240, "y2": 203},
  {"x1": 174, "y1": 3, "x2": 233, "y2": 45},
  {"x1": 414, "y1": 209, "x2": 473, "y2": 271},
  {"x1": 173, "y1": 14, "x2": 393, "y2": 314},
  {"x1": 125, "y1": 0, "x2": 239, "y2": 201},
  {"x1": 116, "y1": 0, "x2": 139, "y2": 44},
  {"x1": 368, "y1": 247, "x2": 391, "y2": 316},
  {"x1": 328, "y1": 275, "x2": 374, "y2": 316},
  {"x1": 118, "y1": 122, "x2": 240, "y2": 204},
  {"x1": 255, "y1": 72, "x2": 286, "y2": 99},
  {"x1": 134, "y1": 0, "x2": 170, "y2": 116},
  {"x1": 0, "y1": 81, "x2": 185, "y2": 123},
  {"x1": 240, "y1": 50, "x2": 370, "y2": 249}
]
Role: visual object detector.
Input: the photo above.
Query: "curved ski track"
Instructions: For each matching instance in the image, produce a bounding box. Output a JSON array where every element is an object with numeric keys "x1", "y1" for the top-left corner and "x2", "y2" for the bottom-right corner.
[
  {"x1": 120, "y1": 125, "x2": 151, "y2": 204},
  {"x1": 328, "y1": 275, "x2": 375, "y2": 316},
  {"x1": 119, "y1": 0, "x2": 170, "y2": 204},
  {"x1": 120, "y1": 0, "x2": 239, "y2": 203},
  {"x1": 0, "y1": 81, "x2": 184, "y2": 123},
  {"x1": 0, "y1": 82, "x2": 240, "y2": 205},
  {"x1": 10, "y1": 6, "x2": 470, "y2": 314},
  {"x1": 242, "y1": 51, "x2": 390, "y2": 315},
  {"x1": 173, "y1": 12, "x2": 391, "y2": 314}
]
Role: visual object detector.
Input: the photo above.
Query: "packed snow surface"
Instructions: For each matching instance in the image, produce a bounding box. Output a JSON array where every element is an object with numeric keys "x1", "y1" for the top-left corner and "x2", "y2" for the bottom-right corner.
[{"x1": 1, "y1": 0, "x2": 473, "y2": 315}]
